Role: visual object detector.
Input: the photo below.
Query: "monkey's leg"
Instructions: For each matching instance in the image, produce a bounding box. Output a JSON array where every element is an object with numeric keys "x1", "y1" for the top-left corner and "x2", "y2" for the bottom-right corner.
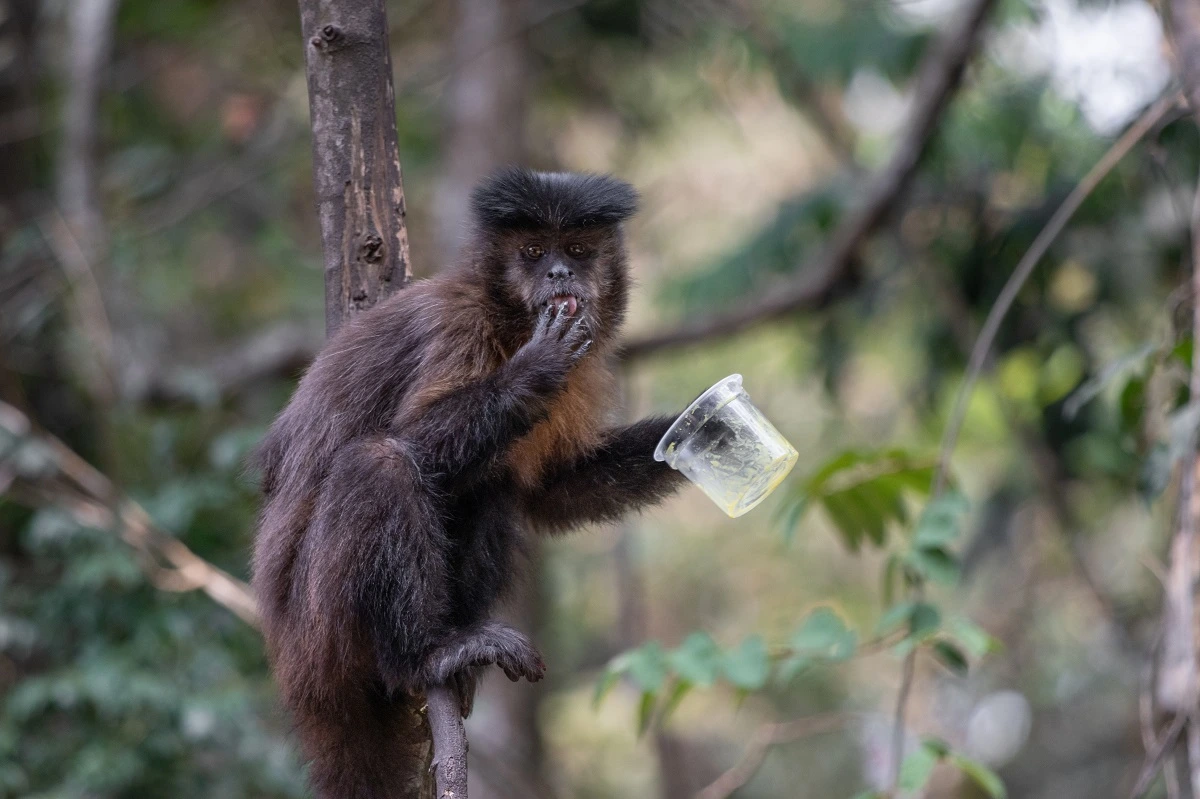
[
  {"x1": 300, "y1": 436, "x2": 454, "y2": 691},
  {"x1": 525, "y1": 415, "x2": 688, "y2": 533}
]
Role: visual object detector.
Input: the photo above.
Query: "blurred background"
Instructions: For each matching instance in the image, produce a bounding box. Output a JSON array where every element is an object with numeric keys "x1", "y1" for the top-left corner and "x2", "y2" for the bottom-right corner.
[{"x1": 0, "y1": 0, "x2": 1197, "y2": 796}]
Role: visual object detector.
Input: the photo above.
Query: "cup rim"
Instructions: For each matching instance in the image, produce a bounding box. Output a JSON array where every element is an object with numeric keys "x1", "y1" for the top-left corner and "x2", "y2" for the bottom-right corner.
[{"x1": 653, "y1": 373, "x2": 744, "y2": 463}]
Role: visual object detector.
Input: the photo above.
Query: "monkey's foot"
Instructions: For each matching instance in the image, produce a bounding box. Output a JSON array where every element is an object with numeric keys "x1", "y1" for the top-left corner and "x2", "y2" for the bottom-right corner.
[{"x1": 424, "y1": 619, "x2": 547, "y2": 691}]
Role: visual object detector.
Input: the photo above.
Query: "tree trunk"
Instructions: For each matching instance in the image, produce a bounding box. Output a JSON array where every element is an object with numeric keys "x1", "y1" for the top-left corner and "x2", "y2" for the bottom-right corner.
[
  {"x1": 295, "y1": 2, "x2": 437, "y2": 796},
  {"x1": 298, "y1": 0, "x2": 412, "y2": 338}
]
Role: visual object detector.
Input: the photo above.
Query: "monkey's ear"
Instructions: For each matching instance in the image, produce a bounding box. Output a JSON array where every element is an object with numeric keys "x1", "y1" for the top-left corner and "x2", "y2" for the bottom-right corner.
[{"x1": 470, "y1": 167, "x2": 638, "y2": 231}]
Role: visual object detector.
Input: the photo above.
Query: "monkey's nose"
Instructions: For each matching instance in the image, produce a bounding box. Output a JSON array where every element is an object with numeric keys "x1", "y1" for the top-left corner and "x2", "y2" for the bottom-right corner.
[{"x1": 547, "y1": 264, "x2": 573, "y2": 280}]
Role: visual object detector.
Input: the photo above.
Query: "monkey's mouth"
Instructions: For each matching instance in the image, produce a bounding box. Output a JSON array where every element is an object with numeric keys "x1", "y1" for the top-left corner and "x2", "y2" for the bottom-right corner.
[{"x1": 550, "y1": 294, "x2": 579, "y2": 317}]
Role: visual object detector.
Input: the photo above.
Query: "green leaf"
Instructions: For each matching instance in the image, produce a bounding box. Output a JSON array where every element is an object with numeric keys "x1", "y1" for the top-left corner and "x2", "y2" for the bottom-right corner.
[
  {"x1": 907, "y1": 546, "x2": 960, "y2": 585},
  {"x1": 636, "y1": 691, "x2": 657, "y2": 737},
  {"x1": 791, "y1": 608, "x2": 850, "y2": 651},
  {"x1": 829, "y1": 630, "x2": 858, "y2": 661},
  {"x1": 626, "y1": 643, "x2": 669, "y2": 694},
  {"x1": 912, "y1": 492, "x2": 969, "y2": 548},
  {"x1": 948, "y1": 753, "x2": 1007, "y2": 798},
  {"x1": 882, "y1": 554, "x2": 902, "y2": 607},
  {"x1": 1062, "y1": 341, "x2": 1158, "y2": 420},
  {"x1": 898, "y1": 742, "x2": 941, "y2": 792},
  {"x1": 593, "y1": 667, "x2": 622, "y2": 708},
  {"x1": 668, "y1": 633, "x2": 722, "y2": 687},
  {"x1": 949, "y1": 618, "x2": 1003, "y2": 658},
  {"x1": 659, "y1": 680, "x2": 692, "y2": 724},
  {"x1": 777, "y1": 495, "x2": 810, "y2": 547},
  {"x1": 933, "y1": 641, "x2": 969, "y2": 675},
  {"x1": 799, "y1": 449, "x2": 937, "y2": 550},
  {"x1": 821, "y1": 492, "x2": 865, "y2": 551},
  {"x1": 840, "y1": 485, "x2": 887, "y2": 546},
  {"x1": 910, "y1": 603, "x2": 942, "y2": 639},
  {"x1": 877, "y1": 601, "x2": 916, "y2": 636},
  {"x1": 923, "y1": 738, "x2": 951, "y2": 757},
  {"x1": 790, "y1": 608, "x2": 858, "y2": 665},
  {"x1": 1118, "y1": 376, "x2": 1147, "y2": 435},
  {"x1": 721, "y1": 635, "x2": 770, "y2": 691}
]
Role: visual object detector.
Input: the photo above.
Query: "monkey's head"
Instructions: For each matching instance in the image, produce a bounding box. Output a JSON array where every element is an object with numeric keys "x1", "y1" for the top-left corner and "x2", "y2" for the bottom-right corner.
[{"x1": 470, "y1": 167, "x2": 637, "y2": 346}]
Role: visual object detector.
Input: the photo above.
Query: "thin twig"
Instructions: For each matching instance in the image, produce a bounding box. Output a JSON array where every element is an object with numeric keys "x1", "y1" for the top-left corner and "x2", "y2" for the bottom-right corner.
[
  {"x1": 1164, "y1": 7, "x2": 1200, "y2": 795},
  {"x1": 888, "y1": 643, "x2": 918, "y2": 793},
  {"x1": 1131, "y1": 712, "x2": 1188, "y2": 798},
  {"x1": 932, "y1": 91, "x2": 1181, "y2": 494},
  {"x1": 694, "y1": 712, "x2": 865, "y2": 799},
  {"x1": 620, "y1": 0, "x2": 997, "y2": 361}
]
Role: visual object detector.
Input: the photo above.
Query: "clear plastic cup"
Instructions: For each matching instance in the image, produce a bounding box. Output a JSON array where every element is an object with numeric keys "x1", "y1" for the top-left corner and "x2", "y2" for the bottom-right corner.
[{"x1": 654, "y1": 374, "x2": 799, "y2": 518}]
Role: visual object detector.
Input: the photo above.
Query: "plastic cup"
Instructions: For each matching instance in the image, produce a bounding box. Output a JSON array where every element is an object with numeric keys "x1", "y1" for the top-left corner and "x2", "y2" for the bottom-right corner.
[{"x1": 654, "y1": 374, "x2": 799, "y2": 518}]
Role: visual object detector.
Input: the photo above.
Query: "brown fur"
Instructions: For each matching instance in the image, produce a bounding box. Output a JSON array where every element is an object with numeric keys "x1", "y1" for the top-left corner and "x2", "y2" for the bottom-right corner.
[{"x1": 251, "y1": 169, "x2": 684, "y2": 799}]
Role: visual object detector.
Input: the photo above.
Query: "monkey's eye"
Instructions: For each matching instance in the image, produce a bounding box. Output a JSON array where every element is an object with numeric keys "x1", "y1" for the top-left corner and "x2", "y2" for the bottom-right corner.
[
  {"x1": 566, "y1": 243, "x2": 588, "y2": 258},
  {"x1": 522, "y1": 244, "x2": 545, "y2": 260}
]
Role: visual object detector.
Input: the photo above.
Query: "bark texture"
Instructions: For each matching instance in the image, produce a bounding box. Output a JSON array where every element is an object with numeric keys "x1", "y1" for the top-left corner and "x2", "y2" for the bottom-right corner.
[
  {"x1": 297, "y1": 2, "x2": 435, "y2": 796},
  {"x1": 299, "y1": 0, "x2": 412, "y2": 337}
]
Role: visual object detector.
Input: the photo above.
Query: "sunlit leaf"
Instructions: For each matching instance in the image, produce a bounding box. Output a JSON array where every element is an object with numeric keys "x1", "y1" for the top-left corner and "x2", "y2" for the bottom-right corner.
[
  {"x1": 791, "y1": 608, "x2": 850, "y2": 651},
  {"x1": 877, "y1": 601, "x2": 916, "y2": 636},
  {"x1": 626, "y1": 643, "x2": 668, "y2": 694},
  {"x1": 668, "y1": 633, "x2": 722, "y2": 687},
  {"x1": 912, "y1": 491, "x2": 969, "y2": 548},
  {"x1": 721, "y1": 635, "x2": 770, "y2": 691},
  {"x1": 898, "y1": 741, "x2": 940, "y2": 792}
]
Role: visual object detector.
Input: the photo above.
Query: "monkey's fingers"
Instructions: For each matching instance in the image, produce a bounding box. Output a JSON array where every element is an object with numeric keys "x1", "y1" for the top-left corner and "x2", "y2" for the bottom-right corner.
[
  {"x1": 570, "y1": 340, "x2": 593, "y2": 362},
  {"x1": 547, "y1": 304, "x2": 575, "y2": 337},
  {"x1": 533, "y1": 303, "x2": 557, "y2": 337}
]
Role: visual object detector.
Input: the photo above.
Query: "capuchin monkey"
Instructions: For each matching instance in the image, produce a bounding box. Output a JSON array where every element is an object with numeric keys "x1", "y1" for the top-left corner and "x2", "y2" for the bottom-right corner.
[{"x1": 252, "y1": 167, "x2": 687, "y2": 798}]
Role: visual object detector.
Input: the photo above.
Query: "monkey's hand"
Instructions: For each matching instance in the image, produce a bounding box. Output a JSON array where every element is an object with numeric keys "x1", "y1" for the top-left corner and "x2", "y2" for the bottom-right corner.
[{"x1": 510, "y1": 303, "x2": 592, "y2": 396}]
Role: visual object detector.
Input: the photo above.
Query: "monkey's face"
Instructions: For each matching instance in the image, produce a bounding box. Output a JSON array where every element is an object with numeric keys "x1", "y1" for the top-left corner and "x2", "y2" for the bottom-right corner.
[{"x1": 499, "y1": 226, "x2": 626, "y2": 336}]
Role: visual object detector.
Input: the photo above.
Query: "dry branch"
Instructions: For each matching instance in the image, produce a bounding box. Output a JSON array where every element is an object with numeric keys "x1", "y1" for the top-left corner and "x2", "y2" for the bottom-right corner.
[
  {"x1": 0, "y1": 400, "x2": 260, "y2": 627},
  {"x1": 932, "y1": 92, "x2": 1179, "y2": 495},
  {"x1": 1154, "y1": 6, "x2": 1200, "y2": 792},
  {"x1": 620, "y1": 0, "x2": 998, "y2": 361},
  {"x1": 695, "y1": 712, "x2": 864, "y2": 799}
]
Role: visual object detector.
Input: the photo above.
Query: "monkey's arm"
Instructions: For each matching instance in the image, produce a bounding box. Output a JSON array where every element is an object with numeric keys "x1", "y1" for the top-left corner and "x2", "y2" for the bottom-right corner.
[
  {"x1": 401, "y1": 308, "x2": 590, "y2": 479},
  {"x1": 524, "y1": 415, "x2": 687, "y2": 534}
]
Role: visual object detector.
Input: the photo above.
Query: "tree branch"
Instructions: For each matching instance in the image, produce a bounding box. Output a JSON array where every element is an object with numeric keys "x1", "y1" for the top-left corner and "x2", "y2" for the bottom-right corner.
[
  {"x1": 0, "y1": 400, "x2": 260, "y2": 627},
  {"x1": 932, "y1": 91, "x2": 1180, "y2": 495},
  {"x1": 619, "y1": 0, "x2": 997, "y2": 361},
  {"x1": 694, "y1": 712, "x2": 864, "y2": 799}
]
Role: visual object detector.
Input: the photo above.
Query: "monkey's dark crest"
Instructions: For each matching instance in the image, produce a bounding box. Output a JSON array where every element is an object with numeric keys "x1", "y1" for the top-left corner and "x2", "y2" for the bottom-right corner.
[
  {"x1": 471, "y1": 166, "x2": 639, "y2": 230},
  {"x1": 252, "y1": 167, "x2": 685, "y2": 799}
]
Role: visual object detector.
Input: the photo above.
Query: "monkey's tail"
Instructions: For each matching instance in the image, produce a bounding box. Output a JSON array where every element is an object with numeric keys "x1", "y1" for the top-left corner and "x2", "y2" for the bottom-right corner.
[{"x1": 291, "y1": 687, "x2": 429, "y2": 799}]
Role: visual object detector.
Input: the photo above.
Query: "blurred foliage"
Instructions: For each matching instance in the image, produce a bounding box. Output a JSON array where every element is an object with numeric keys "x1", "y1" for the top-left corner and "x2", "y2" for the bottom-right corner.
[{"x1": 1, "y1": 0, "x2": 1197, "y2": 796}]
